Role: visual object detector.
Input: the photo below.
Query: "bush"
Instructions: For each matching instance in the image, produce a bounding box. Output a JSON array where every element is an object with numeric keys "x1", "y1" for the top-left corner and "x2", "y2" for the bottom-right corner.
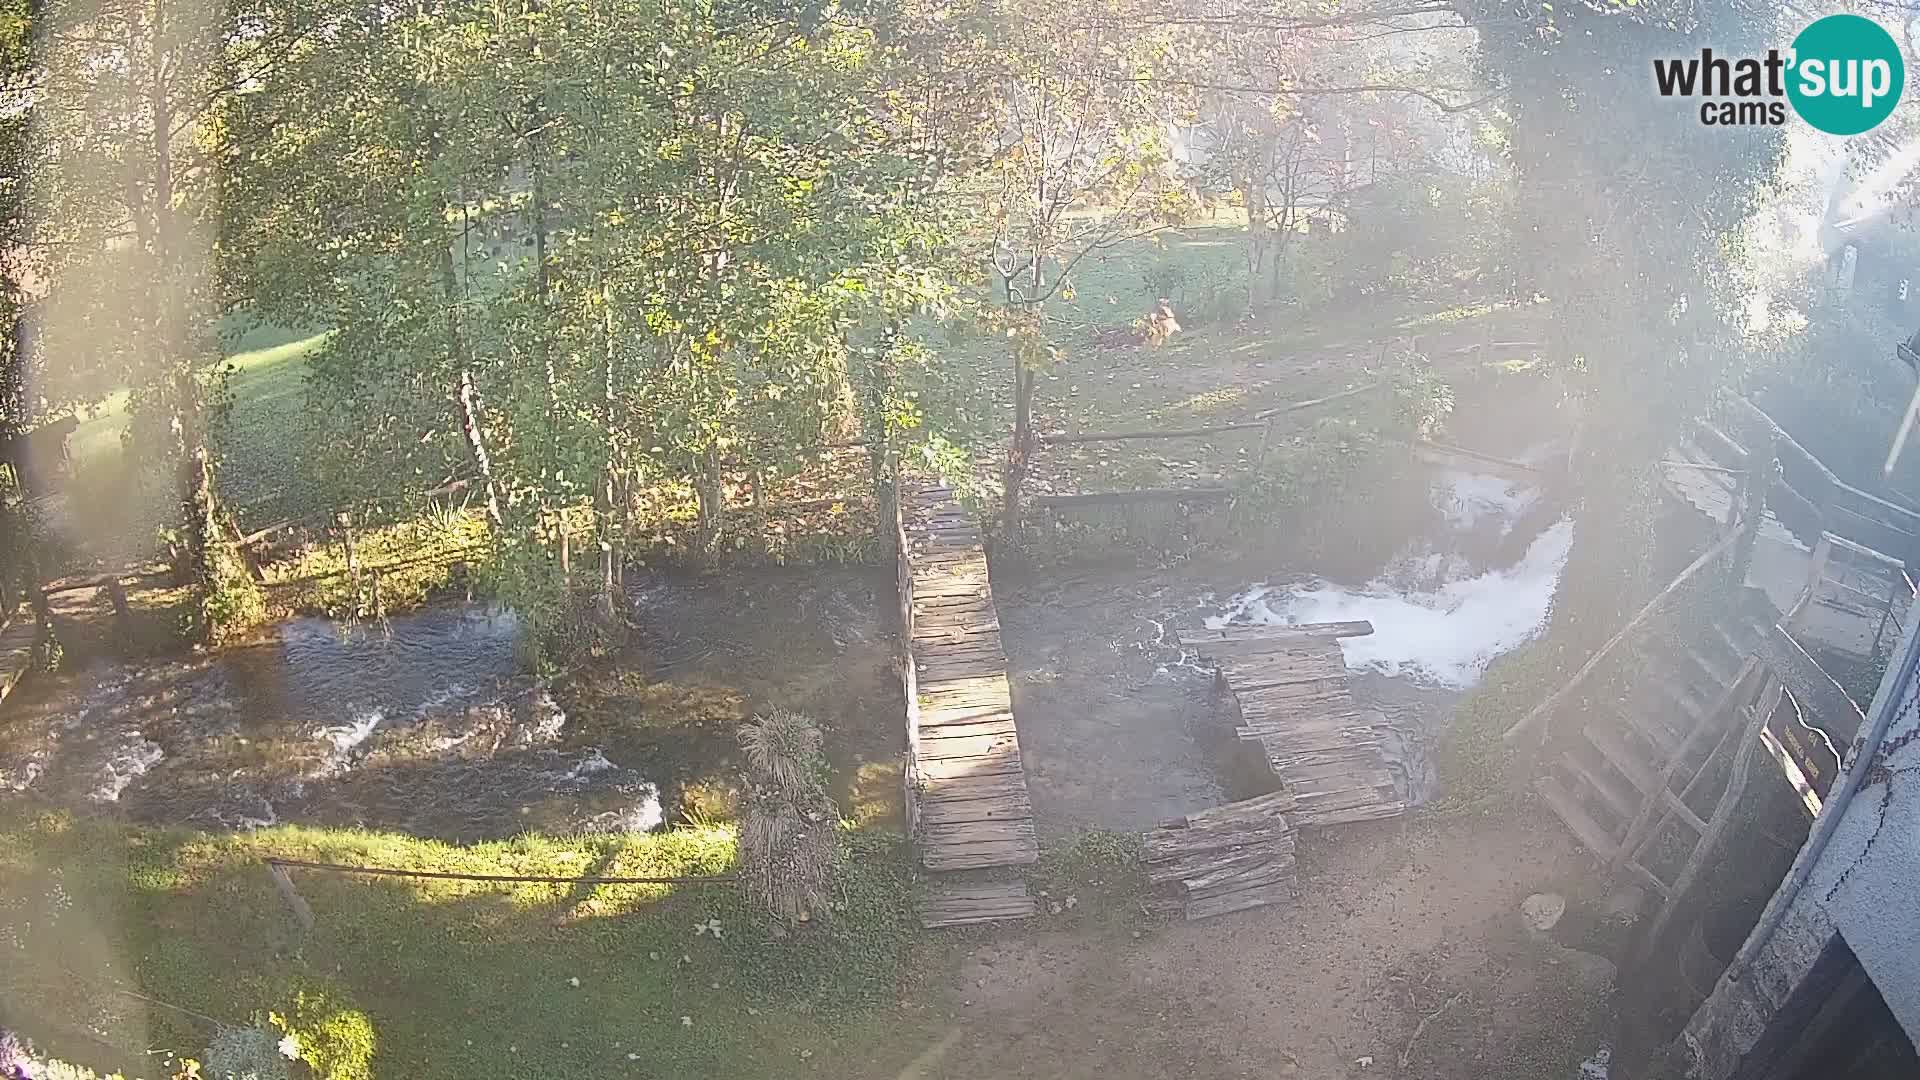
[
  {"x1": 272, "y1": 987, "x2": 375, "y2": 1080},
  {"x1": 737, "y1": 709, "x2": 841, "y2": 927},
  {"x1": 1332, "y1": 171, "x2": 1511, "y2": 299}
]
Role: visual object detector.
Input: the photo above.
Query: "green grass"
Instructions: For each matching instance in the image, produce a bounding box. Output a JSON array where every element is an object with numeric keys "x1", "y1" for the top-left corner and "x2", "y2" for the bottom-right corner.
[
  {"x1": 214, "y1": 326, "x2": 335, "y2": 521},
  {"x1": 0, "y1": 810, "x2": 939, "y2": 1080},
  {"x1": 260, "y1": 509, "x2": 491, "y2": 619}
]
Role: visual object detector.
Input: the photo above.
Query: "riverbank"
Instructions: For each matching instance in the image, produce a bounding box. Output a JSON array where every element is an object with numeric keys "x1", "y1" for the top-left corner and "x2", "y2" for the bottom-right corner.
[{"x1": 0, "y1": 810, "x2": 928, "y2": 1080}]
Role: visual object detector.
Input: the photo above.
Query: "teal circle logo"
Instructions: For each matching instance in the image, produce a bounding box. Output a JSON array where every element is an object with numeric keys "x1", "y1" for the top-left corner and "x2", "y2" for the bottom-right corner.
[{"x1": 1787, "y1": 15, "x2": 1904, "y2": 135}]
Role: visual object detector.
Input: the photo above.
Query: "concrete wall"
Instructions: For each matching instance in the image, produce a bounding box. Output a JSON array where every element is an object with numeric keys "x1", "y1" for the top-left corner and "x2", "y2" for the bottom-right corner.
[{"x1": 1683, "y1": 610, "x2": 1920, "y2": 1077}]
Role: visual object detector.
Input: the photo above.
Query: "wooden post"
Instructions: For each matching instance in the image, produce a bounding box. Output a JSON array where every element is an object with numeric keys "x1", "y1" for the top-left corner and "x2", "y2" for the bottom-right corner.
[
  {"x1": 267, "y1": 862, "x2": 315, "y2": 935},
  {"x1": 1785, "y1": 533, "x2": 1833, "y2": 636},
  {"x1": 1728, "y1": 439, "x2": 1777, "y2": 591}
]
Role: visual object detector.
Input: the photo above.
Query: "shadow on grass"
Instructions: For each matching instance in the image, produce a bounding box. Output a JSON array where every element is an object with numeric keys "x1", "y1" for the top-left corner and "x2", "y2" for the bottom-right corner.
[{"x1": 0, "y1": 810, "x2": 926, "y2": 1080}]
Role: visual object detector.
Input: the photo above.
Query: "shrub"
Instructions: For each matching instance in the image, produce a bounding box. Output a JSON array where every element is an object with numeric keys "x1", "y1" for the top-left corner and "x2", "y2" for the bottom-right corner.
[
  {"x1": 271, "y1": 987, "x2": 375, "y2": 1080},
  {"x1": 737, "y1": 709, "x2": 841, "y2": 926}
]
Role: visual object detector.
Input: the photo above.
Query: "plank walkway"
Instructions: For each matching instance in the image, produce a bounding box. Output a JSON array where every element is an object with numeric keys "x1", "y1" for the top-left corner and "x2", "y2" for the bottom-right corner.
[
  {"x1": 897, "y1": 483, "x2": 1039, "y2": 895},
  {"x1": 1144, "y1": 791, "x2": 1297, "y2": 920},
  {"x1": 1180, "y1": 621, "x2": 1406, "y2": 829}
]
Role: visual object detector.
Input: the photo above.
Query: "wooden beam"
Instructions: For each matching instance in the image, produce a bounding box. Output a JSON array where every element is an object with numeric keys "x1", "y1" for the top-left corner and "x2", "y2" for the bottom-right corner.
[
  {"x1": 1035, "y1": 422, "x2": 1265, "y2": 445},
  {"x1": 1610, "y1": 657, "x2": 1764, "y2": 875},
  {"x1": 1503, "y1": 526, "x2": 1746, "y2": 743},
  {"x1": 1031, "y1": 487, "x2": 1232, "y2": 508},
  {"x1": 1631, "y1": 674, "x2": 1781, "y2": 970}
]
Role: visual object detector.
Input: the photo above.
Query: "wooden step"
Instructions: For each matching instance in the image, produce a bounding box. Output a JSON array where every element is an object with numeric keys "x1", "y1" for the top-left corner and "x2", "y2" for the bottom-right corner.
[
  {"x1": 1651, "y1": 674, "x2": 1712, "y2": 728},
  {"x1": 1619, "y1": 699, "x2": 1683, "y2": 759},
  {"x1": 921, "y1": 880, "x2": 1037, "y2": 928},
  {"x1": 1706, "y1": 619, "x2": 1759, "y2": 670},
  {"x1": 1560, "y1": 750, "x2": 1638, "y2": 826},
  {"x1": 1537, "y1": 776, "x2": 1622, "y2": 861},
  {"x1": 1679, "y1": 642, "x2": 1739, "y2": 689},
  {"x1": 1582, "y1": 723, "x2": 1659, "y2": 795}
]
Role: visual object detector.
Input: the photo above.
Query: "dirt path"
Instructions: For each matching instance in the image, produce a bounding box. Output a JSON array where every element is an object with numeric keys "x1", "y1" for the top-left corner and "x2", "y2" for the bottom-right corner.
[{"x1": 886, "y1": 814, "x2": 1612, "y2": 1080}]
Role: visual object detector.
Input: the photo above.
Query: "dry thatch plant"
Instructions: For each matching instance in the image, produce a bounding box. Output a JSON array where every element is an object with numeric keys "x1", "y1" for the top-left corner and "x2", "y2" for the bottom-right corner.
[
  {"x1": 738, "y1": 707, "x2": 825, "y2": 799},
  {"x1": 737, "y1": 709, "x2": 839, "y2": 926}
]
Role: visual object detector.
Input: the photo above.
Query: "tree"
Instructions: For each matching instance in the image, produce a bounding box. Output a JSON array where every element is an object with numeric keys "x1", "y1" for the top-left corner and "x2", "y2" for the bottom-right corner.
[
  {"x1": 970, "y1": 0, "x2": 1194, "y2": 522},
  {"x1": 224, "y1": 0, "x2": 961, "y2": 659},
  {"x1": 1474, "y1": 0, "x2": 1786, "y2": 640},
  {"x1": 26, "y1": 0, "x2": 322, "y2": 638}
]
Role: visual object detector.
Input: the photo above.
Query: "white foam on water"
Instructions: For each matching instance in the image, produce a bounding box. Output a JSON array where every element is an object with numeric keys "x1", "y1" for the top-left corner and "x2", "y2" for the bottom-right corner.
[
  {"x1": 313, "y1": 710, "x2": 384, "y2": 774},
  {"x1": 580, "y1": 786, "x2": 665, "y2": 833},
  {"x1": 205, "y1": 800, "x2": 279, "y2": 830},
  {"x1": 1212, "y1": 518, "x2": 1573, "y2": 689},
  {"x1": 1433, "y1": 469, "x2": 1538, "y2": 533},
  {"x1": 88, "y1": 736, "x2": 165, "y2": 803},
  {"x1": 564, "y1": 748, "x2": 617, "y2": 781},
  {"x1": 1577, "y1": 1044, "x2": 1611, "y2": 1079},
  {"x1": 513, "y1": 690, "x2": 568, "y2": 747},
  {"x1": 416, "y1": 682, "x2": 476, "y2": 715}
]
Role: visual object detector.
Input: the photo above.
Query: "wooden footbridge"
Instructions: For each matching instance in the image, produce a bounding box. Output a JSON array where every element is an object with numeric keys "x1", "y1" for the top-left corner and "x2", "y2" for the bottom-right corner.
[
  {"x1": 896, "y1": 483, "x2": 1040, "y2": 926},
  {"x1": 1181, "y1": 620, "x2": 1407, "y2": 828}
]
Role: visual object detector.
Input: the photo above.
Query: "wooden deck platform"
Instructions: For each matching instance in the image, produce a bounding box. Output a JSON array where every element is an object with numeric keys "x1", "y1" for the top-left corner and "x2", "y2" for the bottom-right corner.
[
  {"x1": 1180, "y1": 621, "x2": 1406, "y2": 829},
  {"x1": 1144, "y1": 791, "x2": 1297, "y2": 920},
  {"x1": 898, "y1": 484, "x2": 1039, "y2": 877}
]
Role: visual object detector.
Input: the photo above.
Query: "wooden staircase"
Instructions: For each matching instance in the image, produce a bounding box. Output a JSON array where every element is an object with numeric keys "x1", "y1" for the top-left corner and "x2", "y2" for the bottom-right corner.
[{"x1": 1537, "y1": 606, "x2": 1779, "y2": 900}]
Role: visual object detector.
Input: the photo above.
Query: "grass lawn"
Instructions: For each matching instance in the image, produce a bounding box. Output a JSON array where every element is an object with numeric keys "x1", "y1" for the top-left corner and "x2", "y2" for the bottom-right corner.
[{"x1": 0, "y1": 810, "x2": 946, "y2": 1080}]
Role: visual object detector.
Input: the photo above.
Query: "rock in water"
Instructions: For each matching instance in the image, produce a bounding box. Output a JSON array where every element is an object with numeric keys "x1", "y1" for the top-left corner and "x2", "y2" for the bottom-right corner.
[{"x1": 1521, "y1": 891, "x2": 1567, "y2": 933}]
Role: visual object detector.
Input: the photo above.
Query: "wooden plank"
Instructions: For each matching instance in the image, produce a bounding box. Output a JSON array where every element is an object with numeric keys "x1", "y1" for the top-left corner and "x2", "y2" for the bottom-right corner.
[
  {"x1": 916, "y1": 716, "x2": 1018, "y2": 740},
  {"x1": 915, "y1": 731, "x2": 1021, "y2": 759},
  {"x1": 919, "y1": 708, "x2": 1015, "y2": 731},
  {"x1": 1583, "y1": 723, "x2": 1658, "y2": 794},
  {"x1": 914, "y1": 796, "x2": 1034, "y2": 827},
  {"x1": 1536, "y1": 776, "x2": 1621, "y2": 860},
  {"x1": 1183, "y1": 854, "x2": 1296, "y2": 897},
  {"x1": 918, "y1": 769, "x2": 1028, "y2": 796},
  {"x1": 1294, "y1": 800, "x2": 1408, "y2": 828},
  {"x1": 924, "y1": 840, "x2": 1040, "y2": 871},
  {"x1": 914, "y1": 755, "x2": 1025, "y2": 782},
  {"x1": 1185, "y1": 880, "x2": 1292, "y2": 920},
  {"x1": 1291, "y1": 784, "x2": 1395, "y2": 814},
  {"x1": 1184, "y1": 791, "x2": 1295, "y2": 825},
  {"x1": 1144, "y1": 821, "x2": 1293, "y2": 863},
  {"x1": 919, "y1": 819, "x2": 1039, "y2": 848},
  {"x1": 922, "y1": 881, "x2": 1037, "y2": 928},
  {"x1": 1179, "y1": 620, "x2": 1374, "y2": 646},
  {"x1": 1148, "y1": 843, "x2": 1296, "y2": 887}
]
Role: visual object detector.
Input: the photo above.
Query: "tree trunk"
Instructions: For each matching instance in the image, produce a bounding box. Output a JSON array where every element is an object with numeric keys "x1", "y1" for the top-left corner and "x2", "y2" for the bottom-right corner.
[
  {"x1": 695, "y1": 450, "x2": 726, "y2": 556},
  {"x1": 183, "y1": 445, "x2": 217, "y2": 642},
  {"x1": 456, "y1": 367, "x2": 504, "y2": 525},
  {"x1": 1004, "y1": 362, "x2": 1033, "y2": 529},
  {"x1": 599, "y1": 276, "x2": 619, "y2": 618}
]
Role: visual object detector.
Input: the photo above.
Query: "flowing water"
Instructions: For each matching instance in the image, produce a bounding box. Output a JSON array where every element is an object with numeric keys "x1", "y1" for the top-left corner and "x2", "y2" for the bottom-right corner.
[
  {"x1": 1000, "y1": 453, "x2": 1572, "y2": 830},
  {"x1": 0, "y1": 568, "x2": 904, "y2": 841},
  {"x1": 1205, "y1": 460, "x2": 1573, "y2": 804}
]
